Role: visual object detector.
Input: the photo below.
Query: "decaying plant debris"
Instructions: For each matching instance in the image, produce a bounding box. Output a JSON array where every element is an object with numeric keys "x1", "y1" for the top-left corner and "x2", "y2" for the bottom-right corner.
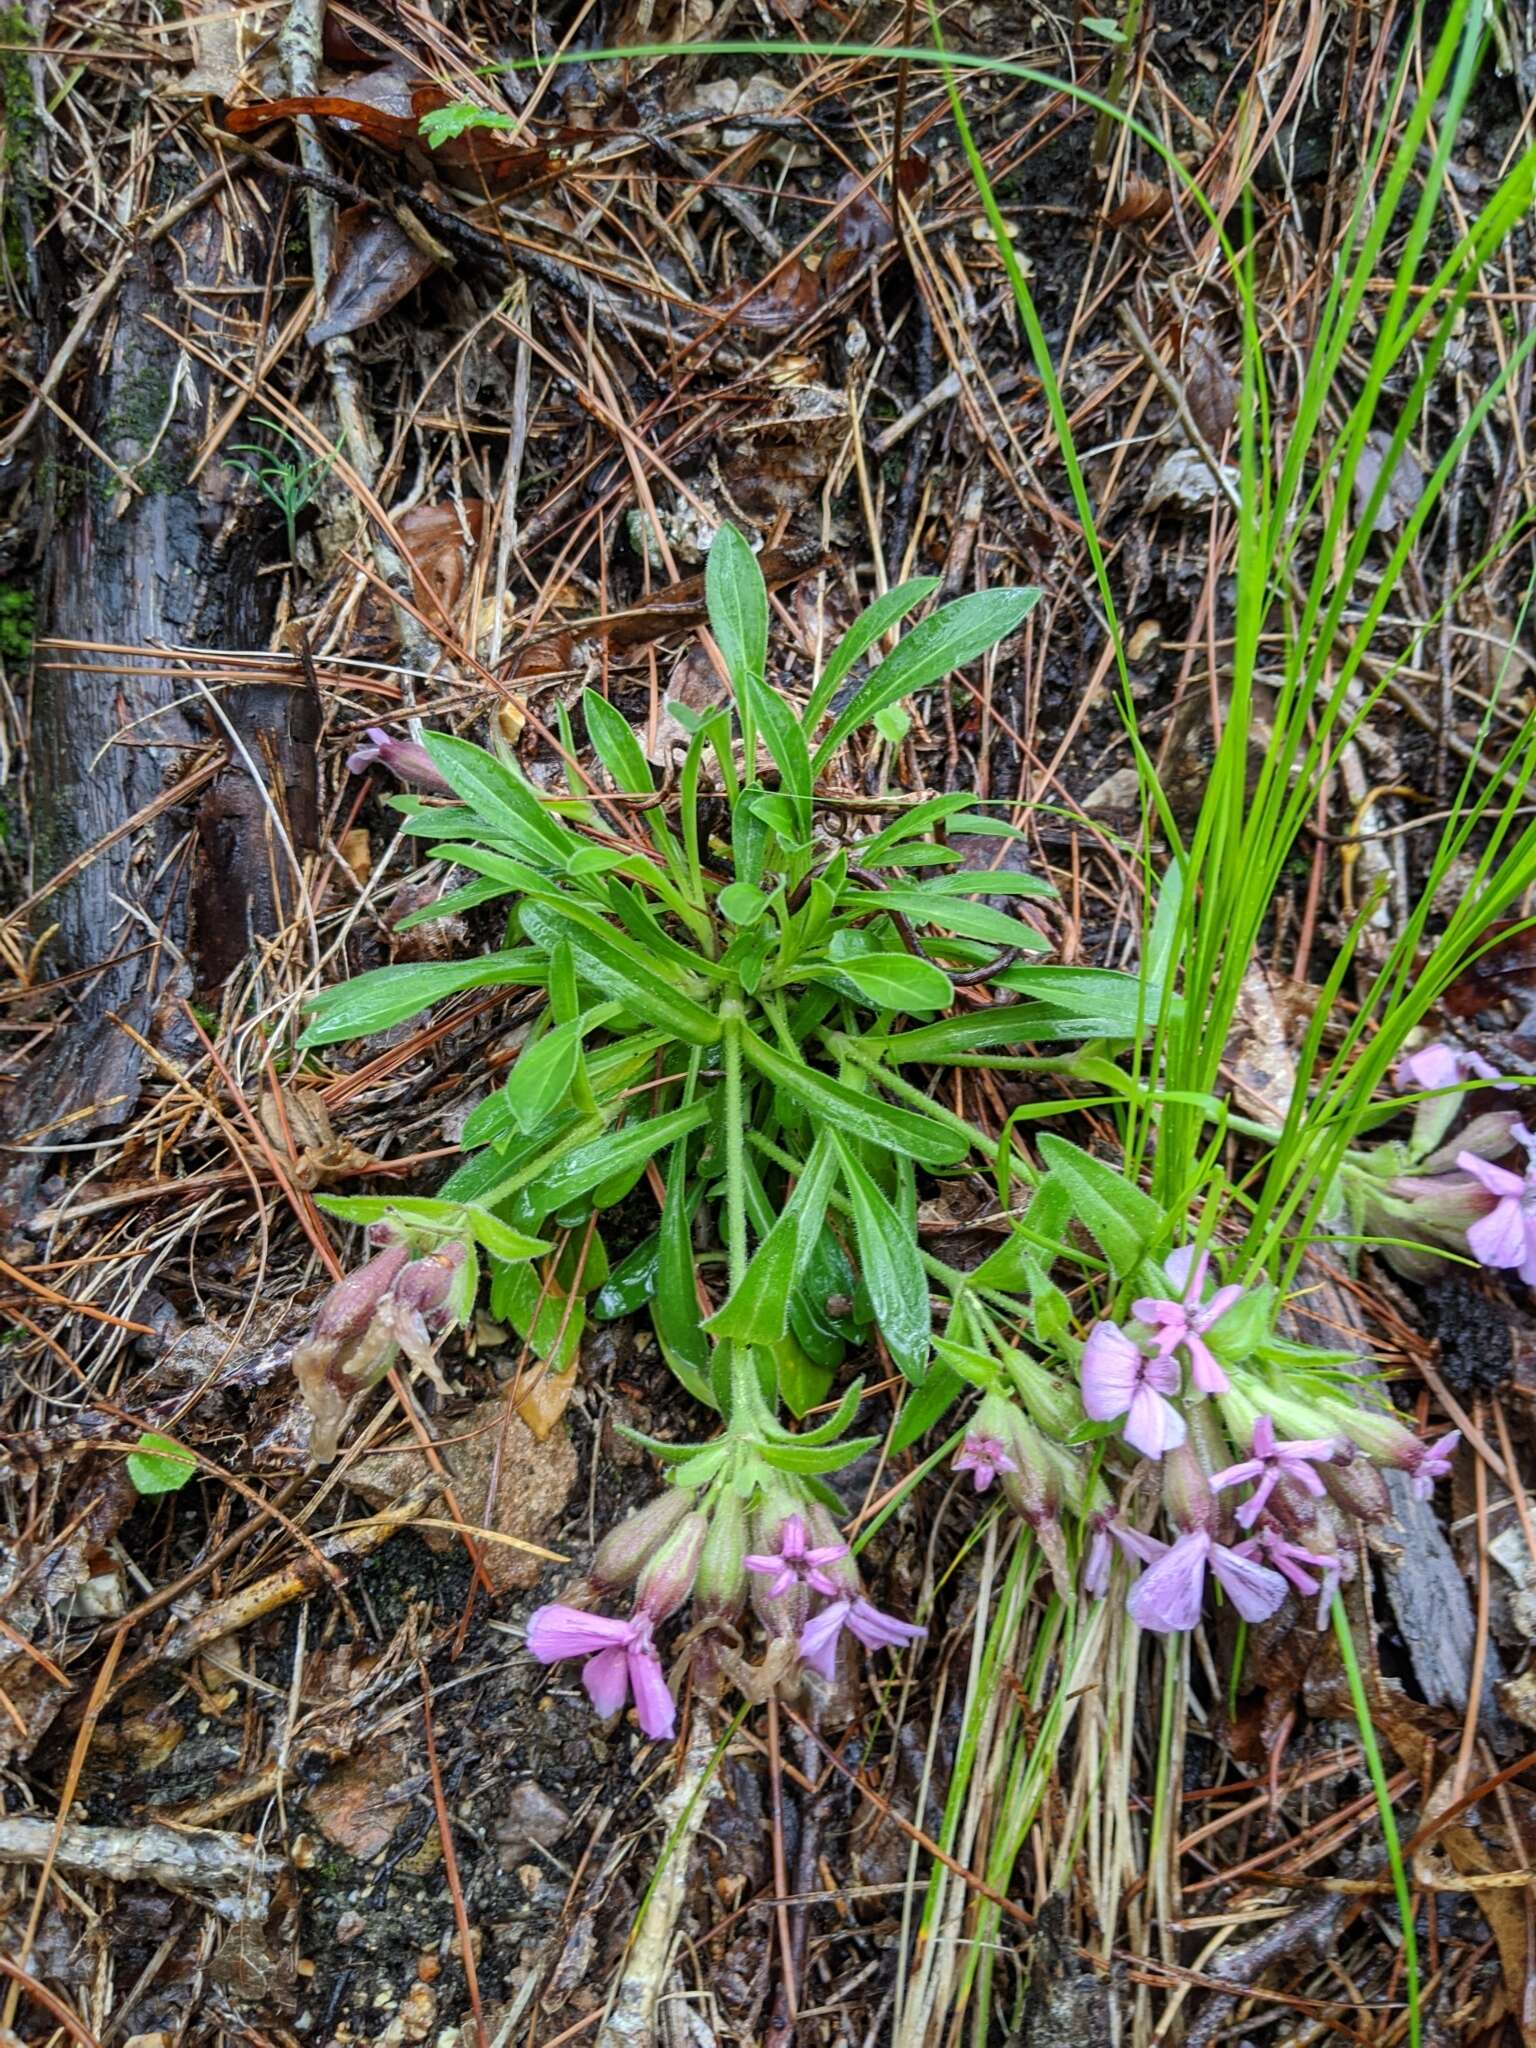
[{"x1": 4, "y1": 2, "x2": 1536, "y2": 2046}]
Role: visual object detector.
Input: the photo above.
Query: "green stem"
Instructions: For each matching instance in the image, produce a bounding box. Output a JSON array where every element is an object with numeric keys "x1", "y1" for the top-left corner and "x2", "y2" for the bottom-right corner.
[
  {"x1": 823, "y1": 1029, "x2": 994, "y2": 1153},
  {"x1": 721, "y1": 996, "x2": 748, "y2": 1292},
  {"x1": 1332, "y1": 1592, "x2": 1421, "y2": 2048}
]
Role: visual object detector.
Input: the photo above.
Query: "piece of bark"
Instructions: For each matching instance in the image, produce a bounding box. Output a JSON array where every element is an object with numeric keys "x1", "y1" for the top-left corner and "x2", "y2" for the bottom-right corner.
[
  {"x1": 0, "y1": 1816, "x2": 284, "y2": 1920},
  {"x1": 1377, "y1": 1467, "x2": 1506, "y2": 1737}
]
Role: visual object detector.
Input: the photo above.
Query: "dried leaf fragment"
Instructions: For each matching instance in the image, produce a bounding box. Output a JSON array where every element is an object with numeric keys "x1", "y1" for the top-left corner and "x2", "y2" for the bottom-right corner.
[
  {"x1": 1143, "y1": 444, "x2": 1239, "y2": 515},
  {"x1": 1353, "y1": 427, "x2": 1425, "y2": 534},
  {"x1": 307, "y1": 205, "x2": 436, "y2": 346}
]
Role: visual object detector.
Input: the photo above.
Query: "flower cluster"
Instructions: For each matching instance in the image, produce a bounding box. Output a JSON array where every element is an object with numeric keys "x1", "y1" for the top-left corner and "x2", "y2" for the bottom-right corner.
[
  {"x1": 942, "y1": 1233, "x2": 1464, "y2": 1639},
  {"x1": 523, "y1": 1486, "x2": 924, "y2": 1743},
  {"x1": 1345, "y1": 1038, "x2": 1528, "y2": 1280}
]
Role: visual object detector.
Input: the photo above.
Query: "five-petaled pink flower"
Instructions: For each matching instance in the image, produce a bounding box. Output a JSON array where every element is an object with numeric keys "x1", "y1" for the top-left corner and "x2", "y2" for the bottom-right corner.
[
  {"x1": 1120, "y1": 1527, "x2": 1288, "y2": 1635},
  {"x1": 744, "y1": 1514, "x2": 849, "y2": 1600},
  {"x1": 1210, "y1": 1415, "x2": 1338, "y2": 1526},
  {"x1": 1396, "y1": 1042, "x2": 1507, "y2": 1093},
  {"x1": 1132, "y1": 1246, "x2": 1246, "y2": 1397},
  {"x1": 800, "y1": 1595, "x2": 925, "y2": 1679},
  {"x1": 952, "y1": 1434, "x2": 1018, "y2": 1493},
  {"x1": 1245, "y1": 1523, "x2": 1339, "y2": 1624},
  {"x1": 1459, "y1": 1127, "x2": 1536, "y2": 1283},
  {"x1": 525, "y1": 1603, "x2": 675, "y2": 1740},
  {"x1": 1081, "y1": 1322, "x2": 1185, "y2": 1459}
]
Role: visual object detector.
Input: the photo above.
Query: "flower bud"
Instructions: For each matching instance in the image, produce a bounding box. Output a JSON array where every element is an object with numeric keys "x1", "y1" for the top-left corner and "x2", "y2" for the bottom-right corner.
[
  {"x1": 1318, "y1": 1445, "x2": 1393, "y2": 1523},
  {"x1": 348, "y1": 726, "x2": 452, "y2": 793},
  {"x1": 1161, "y1": 1442, "x2": 1215, "y2": 1535},
  {"x1": 305, "y1": 1244, "x2": 410, "y2": 1350},
  {"x1": 693, "y1": 1492, "x2": 749, "y2": 1622},
  {"x1": 588, "y1": 1488, "x2": 697, "y2": 1593},
  {"x1": 635, "y1": 1511, "x2": 709, "y2": 1621},
  {"x1": 394, "y1": 1242, "x2": 466, "y2": 1322},
  {"x1": 292, "y1": 1244, "x2": 412, "y2": 1462}
]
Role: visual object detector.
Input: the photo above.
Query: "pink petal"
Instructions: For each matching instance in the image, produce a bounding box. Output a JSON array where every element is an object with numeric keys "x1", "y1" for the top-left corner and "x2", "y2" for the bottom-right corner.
[
  {"x1": 527, "y1": 1604, "x2": 635, "y2": 1663},
  {"x1": 845, "y1": 1597, "x2": 925, "y2": 1651},
  {"x1": 627, "y1": 1648, "x2": 676, "y2": 1740},
  {"x1": 1126, "y1": 1531, "x2": 1209, "y2": 1632},
  {"x1": 1184, "y1": 1332, "x2": 1230, "y2": 1395},
  {"x1": 1131, "y1": 1296, "x2": 1186, "y2": 1330},
  {"x1": 1209, "y1": 1457, "x2": 1263, "y2": 1494},
  {"x1": 800, "y1": 1600, "x2": 851, "y2": 1679},
  {"x1": 1398, "y1": 1044, "x2": 1462, "y2": 1091},
  {"x1": 1458, "y1": 1152, "x2": 1526, "y2": 1199},
  {"x1": 1197, "y1": 1283, "x2": 1245, "y2": 1330},
  {"x1": 1081, "y1": 1322, "x2": 1143, "y2": 1419},
  {"x1": 1124, "y1": 1383, "x2": 1185, "y2": 1459},
  {"x1": 1162, "y1": 1246, "x2": 1207, "y2": 1298},
  {"x1": 1468, "y1": 1198, "x2": 1527, "y2": 1270},
  {"x1": 1140, "y1": 1349, "x2": 1181, "y2": 1396},
  {"x1": 581, "y1": 1645, "x2": 632, "y2": 1717},
  {"x1": 780, "y1": 1516, "x2": 808, "y2": 1562},
  {"x1": 1111, "y1": 1523, "x2": 1168, "y2": 1566},
  {"x1": 805, "y1": 1542, "x2": 849, "y2": 1568},
  {"x1": 1209, "y1": 1543, "x2": 1289, "y2": 1623}
]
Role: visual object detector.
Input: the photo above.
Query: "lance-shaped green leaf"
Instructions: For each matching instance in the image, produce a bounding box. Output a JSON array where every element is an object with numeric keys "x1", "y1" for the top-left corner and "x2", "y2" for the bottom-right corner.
[
  {"x1": 812, "y1": 952, "x2": 953, "y2": 1013},
  {"x1": 832, "y1": 1136, "x2": 933, "y2": 1383},
  {"x1": 315, "y1": 1194, "x2": 550, "y2": 1263},
  {"x1": 704, "y1": 1134, "x2": 838, "y2": 1345},
  {"x1": 527, "y1": 1100, "x2": 712, "y2": 1210},
  {"x1": 421, "y1": 732, "x2": 578, "y2": 863},
  {"x1": 706, "y1": 522, "x2": 768, "y2": 692},
  {"x1": 300, "y1": 951, "x2": 543, "y2": 1046},
  {"x1": 519, "y1": 901, "x2": 721, "y2": 1046},
  {"x1": 582, "y1": 689, "x2": 655, "y2": 794},
  {"x1": 812, "y1": 585, "x2": 1039, "y2": 768},
  {"x1": 653, "y1": 1140, "x2": 714, "y2": 1406},
  {"x1": 1036, "y1": 1132, "x2": 1164, "y2": 1276},
  {"x1": 803, "y1": 577, "x2": 940, "y2": 727},
  {"x1": 740, "y1": 1027, "x2": 968, "y2": 1167}
]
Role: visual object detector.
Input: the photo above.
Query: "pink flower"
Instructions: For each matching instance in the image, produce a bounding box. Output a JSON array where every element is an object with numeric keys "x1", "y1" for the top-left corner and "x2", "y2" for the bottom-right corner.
[
  {"x1": 1244, "y1": 1522, "x2": 1339, "y2": 1618},
  {"x1": 1081, "y1": 1322, "x2": 1185, "y2": 1458},
  {"x1": 1131, "y1": 1246, "x2": 1246, "y2": 1396},
  {"x1": 1407, "y1": 1428, "x2": 1461, "y2": 1500},
  {"x1": 1209, "y1": 1415, "x2": 1339, "y2": 1527},
  {"x1": 799, "y1": 1596, "x2": 925, "y2": 1679},
  {"x1": 952, "y1": 1434, "x2": 1018, "y2": 1493},
  {"x1": 347, "y1": 726, "x2": 452, "y2": 793},
  {"x1": 525, "y1": 1603, "x2": 675, "y2": 1740},
  {"x1": 1459, "y1": 1129, "x2": 1536, "y2": 1282},
  {"x1": 744, "y1": 1513, "x2": 849, "y2": 1600},
  {"x1": 1396, "y1": 1042, "x2": 1508, "y2": 1092},
  {"x1": 1123, "y1": 1528, "x2": 1288, "y2": 1635}
]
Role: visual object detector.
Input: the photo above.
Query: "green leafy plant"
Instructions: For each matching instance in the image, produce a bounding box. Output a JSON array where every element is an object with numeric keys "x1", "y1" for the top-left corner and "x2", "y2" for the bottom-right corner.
[
  {"x1": 299, "y1": 528, "x2": 1171, "y2": 1439},
  {"x1": 229, "y1": 416, "x2": 341, "y2": 565},
  {"x1": 417, "y1": 100, "x2": 520, "y2": 149}
]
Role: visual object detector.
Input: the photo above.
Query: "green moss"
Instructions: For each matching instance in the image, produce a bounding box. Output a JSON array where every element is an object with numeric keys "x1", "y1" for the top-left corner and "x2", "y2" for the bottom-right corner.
[
  {"x1": 100, "y1": 366, "x2": 188, "y2": 496},
  {"x1": 0, "y1": 8, "x2": 36, "y2": 170},
  {"x1": 0, "y1": 583, "x2": 32, "y2": 661}
]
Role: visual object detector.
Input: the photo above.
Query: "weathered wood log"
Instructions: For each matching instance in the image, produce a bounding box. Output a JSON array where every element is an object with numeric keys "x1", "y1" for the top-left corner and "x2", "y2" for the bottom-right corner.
[{"x1": 5, "y1": 164, "x2": 319, "y2": 1209}]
